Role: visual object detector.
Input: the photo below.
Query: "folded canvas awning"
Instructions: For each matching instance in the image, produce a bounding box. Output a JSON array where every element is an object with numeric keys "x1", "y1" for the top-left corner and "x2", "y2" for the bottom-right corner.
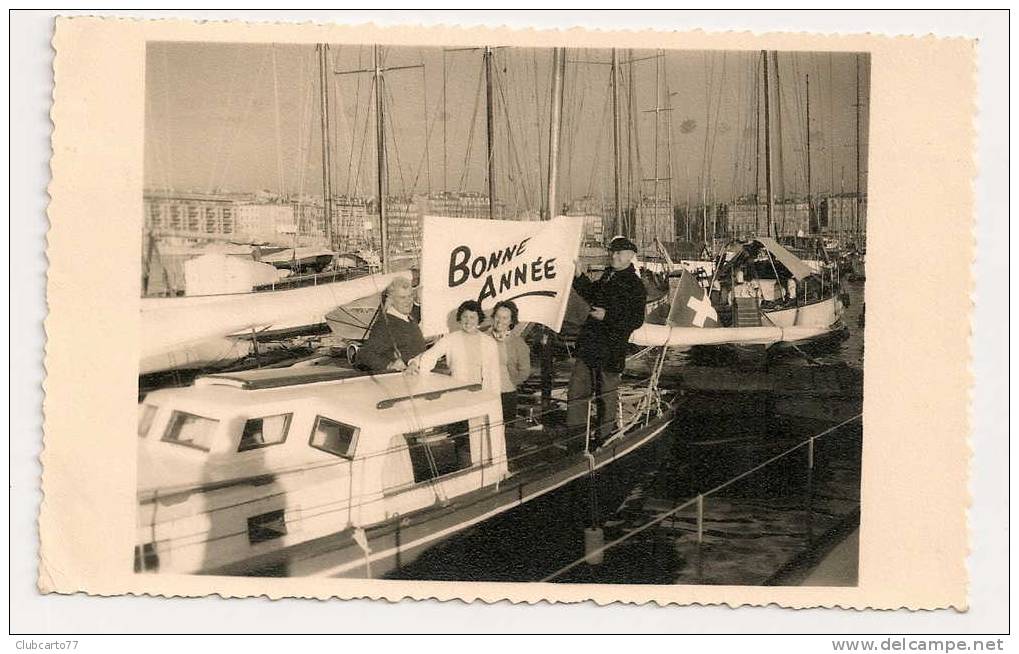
[{"x1": 753, "y1": 237, "x2": 815, "y2": 280}]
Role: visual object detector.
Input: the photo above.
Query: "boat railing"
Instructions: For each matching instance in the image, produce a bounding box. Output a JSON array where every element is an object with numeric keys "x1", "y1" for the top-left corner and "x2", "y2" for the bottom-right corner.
[
  {"x1": 252, "y1": 267, "x2": 371, "y2": 293},
  {"x1": 539, "y1": 413, "x2": 863, "y2": 583}
]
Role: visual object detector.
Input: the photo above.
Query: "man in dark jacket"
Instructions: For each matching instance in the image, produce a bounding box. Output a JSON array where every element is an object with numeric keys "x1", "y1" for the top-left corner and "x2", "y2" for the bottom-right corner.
[
  {"x1": 567, "y1": 236, "x2": 647, "y2": 440},
  {"x1": 355, "y1": 276, "x2": 426, "y2": 372}
]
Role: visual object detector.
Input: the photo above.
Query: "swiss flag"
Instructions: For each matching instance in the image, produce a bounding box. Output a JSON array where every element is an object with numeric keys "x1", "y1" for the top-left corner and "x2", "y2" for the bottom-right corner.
[{"x1": 667, "y1": 271, "x2": 719, "y2": 328}]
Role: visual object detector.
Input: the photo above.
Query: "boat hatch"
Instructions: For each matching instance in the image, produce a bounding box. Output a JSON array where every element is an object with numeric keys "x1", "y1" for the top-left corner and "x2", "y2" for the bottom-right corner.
[
  {"x1": 194, "y1": 365, "x2": 366, "y2": 390},
  {"x1": 376, "y1": 383, "x2": 483, "y2": 409}
]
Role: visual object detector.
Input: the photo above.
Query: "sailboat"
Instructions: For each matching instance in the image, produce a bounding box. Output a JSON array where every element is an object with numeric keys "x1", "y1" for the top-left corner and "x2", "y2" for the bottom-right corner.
[
  {"x1": 134, "y1": 46, "x2": 678, "y2": 579},
  {"x1": 635, "y1": 51, "x2": 845, "y2": 350},
  {"x1": 140, "y1": 45, "x2": 398, "y2": 376}
]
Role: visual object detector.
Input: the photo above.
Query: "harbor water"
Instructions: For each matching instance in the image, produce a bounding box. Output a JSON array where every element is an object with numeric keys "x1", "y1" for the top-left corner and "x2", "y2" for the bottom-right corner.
[{"x1": 386, "y1": 280, "x2": 865, "y2": 585}]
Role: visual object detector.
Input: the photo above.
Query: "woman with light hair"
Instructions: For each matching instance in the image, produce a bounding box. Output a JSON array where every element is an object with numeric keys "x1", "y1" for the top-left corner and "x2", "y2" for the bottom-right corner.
[
  {"x1": 407, "y1": 300, "x2": 500, "y2": 393},
  {"x1": 355, "y1": 276, "x2": 425, "y2": 372}
]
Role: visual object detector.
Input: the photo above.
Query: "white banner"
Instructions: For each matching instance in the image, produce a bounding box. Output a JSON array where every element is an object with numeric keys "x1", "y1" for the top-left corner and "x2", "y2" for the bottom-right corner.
[{"x1": 420, "y1": 216, "x2": 584, "y2": 337}]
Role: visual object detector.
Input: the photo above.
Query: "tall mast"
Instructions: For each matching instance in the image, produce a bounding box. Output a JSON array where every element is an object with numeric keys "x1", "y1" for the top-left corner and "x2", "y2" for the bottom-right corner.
[
  {"x1": 828, "y1": 53, "x2": 835, "y2": 236},
  {"x1": 335, "y1": 47, "x2": 422, "y2": 267},
  {"x1": 772, "y1": 51, "x2": 785, "y2": 238},
  {"x1": 700, "y1": 54, "x2": 711, "y2": 247},
  {"x1": 373, "y1": 45, "x2": 389, "y2": 272},
  {"x1": 806, "y1": 73, "x2": 812, "y2": 233},
  {"x1": 855, "y1": 54, "x2": 862, "y2": 239},
  {"x1": 317, "y1": 44, "x2": 334, "y2": 249},
  {"x1": 652, "y1": 50, "x2": 661, "y2": 249},
  {"x1": 442, "y1": 50, "x2": 448, "y2": 193},
  {"x1": 762, "y1": 50, "x2": 775, "y2": 238},
  {"x1": 484, "y1": 46, "x2": 496, "y2": 219},
  {"x1": 755, "y1": 53, "x2": 761, "y2": 235},
  {"x1": 545, "y1": 48, "x2": 564, "y2": 221},
  {"x1": 541, "y1": 46, "x2": 565, "y2": 413},
  {"x1": 611, "y1": 49, "x2": 622, "y2": 236},
  {"x1": 684, "y1": 163, "x2": 691, "y2": 242},
  {"x1": 626, "y1": 51, "x2": 636, "y2": 237}
]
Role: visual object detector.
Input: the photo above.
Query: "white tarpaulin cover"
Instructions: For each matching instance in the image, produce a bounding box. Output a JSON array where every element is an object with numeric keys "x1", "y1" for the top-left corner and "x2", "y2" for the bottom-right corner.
[
  {"x1": 419, "y1": 216, "x2": 583, "y2": 337},
  {"x1": 630, "y1": 323, "x2": 828, "y2": 348},
  {"x1": 141, "y1": 271, "x2": 411, "y2": 370}
]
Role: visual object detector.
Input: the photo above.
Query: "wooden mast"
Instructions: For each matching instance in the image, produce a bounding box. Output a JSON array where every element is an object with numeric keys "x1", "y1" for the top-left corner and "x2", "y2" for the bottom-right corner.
[
  {"x1": 855, "y1": 54, "x2": 862, "y2": 239},
  {"x1": 806, "y1": 73, "x2": 812, "y2": 233},
  {"x1": 546, "y1": 48, "x2": 564, "y2": 221},
  {"x1": 484, "y1": 46, "x2": 496, "y2": 220},
  {"x1": 317, "y1": 44, "x2": 335, "y2": 250},
  {"x1": 373, "y1": 45, "x2": 389, "y2": 273},
  {"x1": 772, "y1": 51, "x2": 786, "y2": 238},
  {"x1": 762, "y1": 50, "x2": 775, "y2": 238},
  {"x1": 541, "y1": 46, "x2": 565, "y2": 413},
  {"x1": 611, "y1": 48, "x2": 622, "y2": 237}
]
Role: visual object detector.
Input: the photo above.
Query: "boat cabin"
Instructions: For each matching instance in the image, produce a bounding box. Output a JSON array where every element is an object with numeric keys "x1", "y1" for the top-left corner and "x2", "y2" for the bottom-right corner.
[
  {"x1": 708, "y1": 237, "x2": 840, "y2": 327},
  {"x1": 136, "y1": 365, "x2": 508, "y2": 574}
]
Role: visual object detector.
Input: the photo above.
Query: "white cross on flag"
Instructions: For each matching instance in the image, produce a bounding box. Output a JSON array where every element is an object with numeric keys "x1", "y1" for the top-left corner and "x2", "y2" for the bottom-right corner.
[{"x1": 667, "y1": 270, "x2": 719, "y2": 328}]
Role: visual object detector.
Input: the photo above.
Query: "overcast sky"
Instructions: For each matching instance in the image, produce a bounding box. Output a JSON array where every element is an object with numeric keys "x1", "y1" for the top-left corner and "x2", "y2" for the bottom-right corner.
[{"x1": 145, "y1": 42, "x2": 869, "y2": 213}]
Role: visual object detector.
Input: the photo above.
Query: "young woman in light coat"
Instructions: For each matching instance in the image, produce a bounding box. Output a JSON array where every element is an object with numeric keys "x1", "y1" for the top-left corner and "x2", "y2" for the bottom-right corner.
[
  {"x1": 489, "y1": 300, "x2": 532, "y2": 426},
  {"x1": 407, "y1": 300, "x2": 501, "y2": 393}
]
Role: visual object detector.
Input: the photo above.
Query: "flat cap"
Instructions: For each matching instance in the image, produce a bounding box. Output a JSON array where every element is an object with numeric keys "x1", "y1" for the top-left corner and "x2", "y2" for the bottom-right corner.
[{"x1": 607, "y1": 236, "x2": 639, "y2": 252}]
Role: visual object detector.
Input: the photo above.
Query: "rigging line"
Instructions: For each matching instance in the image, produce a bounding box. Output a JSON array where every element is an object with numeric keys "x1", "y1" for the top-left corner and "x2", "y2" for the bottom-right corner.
[
  {"x1": 706, "y1": 52, "x2": 728, "y2": 195},
  {"x1": 457, "y1": 61, "x2": 486, "y2": 194},
  {"x1": 344, "y1": 46, "x2": 366, "y2": 198},
  {"x1": 212, "y1": 47, "x2": 270, "y2": 195},
  {"x1": 270, "y1": 45, "x2": 286, "y2": 198},
  {"x1": 158, "y1": 46, "x2": 177, "y2": 196},
  {"x1": 828, "y1": 53, "x2": 835, "y2": 197},
  {"x1": 351, "y1": 75, "x2": 376, "y2": 214},
  {"x1": 663, "y1": 54, "x2": 675, "y2": 209},
  {"x1": 782, "y1": 54, "x2": 807, "y2": 200},
  {"x1": 513, "y1": 52, "x2": 540, "y2": 213},
  {"x1": 796, "y1": 55, "x2": 813, "y2": 199},
  {"x1": 563, "y1": 54, "x2": 587, "y2": 206},
  {"x1": 741, "y1": 53, "x2": 757, "y2": 204},
  {"x1": 294, "y1": 49, "x2": 312, "y2": 200},
  {"x1": 731, "y1": 51, "x2": 753, "y2": 206},
  {"x1": 409, "y1": 77, "x2": 447, "y2": 194},
  {"x1": 442, "y1": 50, "x2": 448, "y2": 193},
  {"x1": 699, "y1": 51, "x2": 714, "y2": 218},
  {"x1": 199, "y1": 44, "x2": 244, "y2": 194},
  {"x1": 585, "y1": 84, "x2": 613, "y2": 200},
  {"x1": 504, "y1": 51, "x2": 531, "y2": 211},
  {"x1": 419, "y1": 53, "x2": 432, "y2": 194},
  {"x1": 532, "y1": 49, "x2": 547, "y2": 215},
  {"x1": 382, "y1": 82, "x2": 408, "y2": 197},
  {"x1": 328, "y1": 45, "x2": 346, "y2": 208},
  {"x1": 493, "y1": 61, "x2": 533, "y2": 212}
]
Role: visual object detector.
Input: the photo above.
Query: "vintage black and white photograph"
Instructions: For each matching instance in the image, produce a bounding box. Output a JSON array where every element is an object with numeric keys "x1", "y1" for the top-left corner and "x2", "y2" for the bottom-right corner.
[{"x1": 133, "y1": 39, "x2": 870, "y2": 586}]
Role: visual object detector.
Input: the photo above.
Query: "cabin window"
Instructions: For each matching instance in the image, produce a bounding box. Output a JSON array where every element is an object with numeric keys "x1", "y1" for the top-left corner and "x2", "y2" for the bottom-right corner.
[
  {"x1": 238, "y1": 413, "x2": 292, "y2": 452},
  {"x1": 162, "y1": 411, "x2": 218, "y2": 452},
  {"x1": 309, "y1": 416, "x2": 358, "y2": 459},
  {"x1": 247, "y1": 509, "x2": 287, "y2": 545},
  {"x1": 403, "y1": 418, "x2": 478, "y2": 484},
  {"x1": 137, "y1": 404, "x2": 157, "y2": 438},
  {"x1": 133, "y1": 542, "x2": 160, "y2": 572}
]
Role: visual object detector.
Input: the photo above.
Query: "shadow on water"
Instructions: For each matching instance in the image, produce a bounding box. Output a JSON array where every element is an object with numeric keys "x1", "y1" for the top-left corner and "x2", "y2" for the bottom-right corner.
[{"x1": 387, "y1": 280, "x2": 866, "y2": 585}]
